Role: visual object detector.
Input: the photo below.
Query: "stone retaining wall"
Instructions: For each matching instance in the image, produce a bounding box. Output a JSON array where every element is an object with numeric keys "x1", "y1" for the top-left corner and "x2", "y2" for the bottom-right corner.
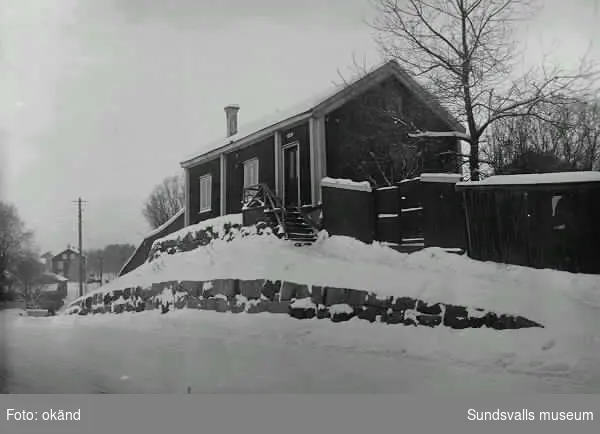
[
  {"x1": 147, "y1": 221, "x2": 272, "y2": 263},
  {"x1": 65, "y1": 278, "x2": 543, "y2": 331}
]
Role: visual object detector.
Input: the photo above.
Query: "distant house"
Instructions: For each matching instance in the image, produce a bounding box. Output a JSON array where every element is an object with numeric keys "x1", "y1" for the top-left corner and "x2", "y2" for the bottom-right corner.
[
  {"x1": 51, "y1": 247, "x2": 86, "y2": 282},
  {"x1": 180, "y1": 60, "x2": 464, "y2": 227}
]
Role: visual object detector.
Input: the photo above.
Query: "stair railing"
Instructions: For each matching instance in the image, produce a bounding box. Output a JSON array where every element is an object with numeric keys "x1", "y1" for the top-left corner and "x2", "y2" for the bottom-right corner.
[
  {"x1": 242, "y1": 183, "x2": 288, "y2": 239},
  {"x1": 296, "y1": 206, "x2": 321, "y2": 234}
]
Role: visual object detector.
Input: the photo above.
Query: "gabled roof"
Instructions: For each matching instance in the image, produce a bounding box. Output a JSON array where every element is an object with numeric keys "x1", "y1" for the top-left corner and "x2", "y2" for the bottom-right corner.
[
  {"x1": 180, "y1": 60, "x2": 465, "y2": 168},
  {"x1": 53, "y1": 247, "x2": 85, "y2": 259},
  {"x1": 144, "y1": 208, "x2": 185, "y2": 239}
]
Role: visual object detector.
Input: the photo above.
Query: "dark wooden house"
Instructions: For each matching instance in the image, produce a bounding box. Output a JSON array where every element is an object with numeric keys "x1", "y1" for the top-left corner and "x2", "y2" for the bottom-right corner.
[
  {"x1": 51, "y1": 247, "x2": 86, "y2": 282},
  {"x1": 180, "y1": 61, "x2": 465, "y2": 229}
]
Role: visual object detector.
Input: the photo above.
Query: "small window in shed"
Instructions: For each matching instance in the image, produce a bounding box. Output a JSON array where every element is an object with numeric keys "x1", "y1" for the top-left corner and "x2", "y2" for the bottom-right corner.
[{"x1": 199, "y1": 175, "x2": 212, "y2": 213}]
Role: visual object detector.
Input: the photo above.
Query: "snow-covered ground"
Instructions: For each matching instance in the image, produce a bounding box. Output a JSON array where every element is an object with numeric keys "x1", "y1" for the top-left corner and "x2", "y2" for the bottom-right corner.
[
  {"x1": 2, "y1": 308, "x2": 600, "y2": 394},
  {"x1": 3, "y1": 220, "x2": 600, "y2": 393},
  {"x1": 63, "y1": 282, "x2": 88, "y2": 306},
  {"x1": 80, "y1": 230, "x2": 600, "y2": 331}
]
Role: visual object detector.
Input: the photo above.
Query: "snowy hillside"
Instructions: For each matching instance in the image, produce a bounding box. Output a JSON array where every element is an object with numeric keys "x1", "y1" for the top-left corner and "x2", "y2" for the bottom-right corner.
[
  {"x1": 71, "y1": 219, "x2": 600, "y2": 329},
  {"x1": 4, "y1": 216, "x2": 600, "y2": 393}
]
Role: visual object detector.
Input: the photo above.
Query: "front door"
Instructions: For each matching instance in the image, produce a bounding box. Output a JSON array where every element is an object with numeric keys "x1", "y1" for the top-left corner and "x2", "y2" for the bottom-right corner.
[{"x1": 283, "y1": 144, "x2": 300, "y2": 207}]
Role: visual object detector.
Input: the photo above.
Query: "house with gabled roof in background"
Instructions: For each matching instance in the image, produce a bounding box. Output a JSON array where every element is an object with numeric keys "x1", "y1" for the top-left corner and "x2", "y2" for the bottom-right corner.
[
  {"x1": 180, "y1": 60, "x2": 465, "y2": 232},
  {"x1": 51, "y1": 246, "x2": 86, "y2": 282}
]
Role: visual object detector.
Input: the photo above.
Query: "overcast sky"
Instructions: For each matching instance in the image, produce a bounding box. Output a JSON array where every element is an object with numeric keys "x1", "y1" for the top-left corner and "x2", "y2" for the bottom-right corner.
[{"x1": 1, "y1": 0, "x2": 598, "y2": 253}]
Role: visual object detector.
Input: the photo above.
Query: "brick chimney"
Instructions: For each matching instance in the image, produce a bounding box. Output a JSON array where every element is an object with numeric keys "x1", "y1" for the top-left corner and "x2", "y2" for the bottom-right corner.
[{"x1": 224, "y1": 105, "x2": 240, "y2": 137}]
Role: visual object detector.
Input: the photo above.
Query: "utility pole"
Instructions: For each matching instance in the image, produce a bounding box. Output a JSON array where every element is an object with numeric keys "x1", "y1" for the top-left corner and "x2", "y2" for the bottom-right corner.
[
  {"x1": 73, "y1": 197, "x2": 87, "y2": 298},
  {"x1": 99, "y1": 254, "x2": 104, "y2": 285}
]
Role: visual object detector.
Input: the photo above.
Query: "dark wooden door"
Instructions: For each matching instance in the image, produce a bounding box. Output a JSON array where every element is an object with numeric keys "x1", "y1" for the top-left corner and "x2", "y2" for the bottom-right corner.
[{"x1": 283, "y1": 144, "x2": 300, "y2": 207}]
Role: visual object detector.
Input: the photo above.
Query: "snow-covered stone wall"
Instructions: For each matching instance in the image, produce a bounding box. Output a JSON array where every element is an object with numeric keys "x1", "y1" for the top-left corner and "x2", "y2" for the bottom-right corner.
[
  {"x1": 147, "y1": 218, "x2": 271, "y2": 262},
  {"x1": 65, "y1": 278, "x2": 542, "y2": 331}
]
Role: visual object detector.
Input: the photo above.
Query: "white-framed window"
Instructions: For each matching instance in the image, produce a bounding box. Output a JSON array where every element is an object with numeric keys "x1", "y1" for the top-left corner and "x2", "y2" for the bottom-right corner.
[
  {"x1": 243, "y1": 158, "x2": 260, "y2": 204},
  {"x1": 199, "y1": 174, "x2": 212, "y2": 213},
  {"x1": 56, "y1": 260, "x2": 63, "y2": 271},
  {"x1": 243, "y1": 158, "x2": 259, "y2": 189}
]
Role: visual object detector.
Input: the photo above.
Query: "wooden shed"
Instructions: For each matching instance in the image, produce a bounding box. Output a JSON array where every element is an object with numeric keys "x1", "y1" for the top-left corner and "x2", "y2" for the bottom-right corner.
[
  {"x1": 119, "y1": 209, "x2": 185, "y2": 276},
  {"x1": 456, "y1": 172, "x2": 600, "y2": 274}
]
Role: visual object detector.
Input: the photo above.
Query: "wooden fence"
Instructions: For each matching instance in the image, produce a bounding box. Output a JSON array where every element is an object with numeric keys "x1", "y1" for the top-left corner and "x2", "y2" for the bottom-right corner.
[
  {"x1": 373, "y1": 175, "x2": 465, "y2": 252},
  {"x1": 457, "y1": 178, "x2": 600, "y2": 274}
]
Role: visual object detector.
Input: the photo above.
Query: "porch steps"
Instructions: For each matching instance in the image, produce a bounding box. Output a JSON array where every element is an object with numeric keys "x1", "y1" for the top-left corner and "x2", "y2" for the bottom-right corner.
[{"x1": 264, "y1": 209, "x2": 318, "y2": 246}]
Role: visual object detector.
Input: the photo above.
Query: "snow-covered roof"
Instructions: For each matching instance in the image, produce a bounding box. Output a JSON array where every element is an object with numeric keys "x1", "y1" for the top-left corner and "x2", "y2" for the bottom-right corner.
[
  {"x1": 145, "y1": 208, "x2": 185, "y2": 239},
  {"x1": 53, "y1": 247, "x2": 85, "y2": 259},
  {"x1": 118, "y1": 208, "x2": 185, "y2": 277},
  {"x1": 48, "y1": 272, "x2": 69, "y2": 282},
  {"x1": 420, "y1": 173, "x2": 463, "y2": 183},
  {"x1": 181, "y1": 60, "x2": 464, "y2": 168},
  {"x1": 36, "y1": 272, "x2": 69, "y2": 285},
  {"x1": 456, "y1": 171, "x2": 600, "y2": 187}
]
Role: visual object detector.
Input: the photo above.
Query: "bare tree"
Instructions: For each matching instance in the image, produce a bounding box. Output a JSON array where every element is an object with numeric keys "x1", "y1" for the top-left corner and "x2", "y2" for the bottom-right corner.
[
  {"x1": 334, "y1": 57, "x2": 460, "y2": 185},
  {"x1": 142, "y1": 175, "x2": 185, "y2": 229},
  {"x1": 13, "y1": 254, "x2": 45, "y2": 302},
  {"x1": 86, "y1": 244, "x2": 136, "y2": 277},
  {"x1": 0, "y1": 202, "x2": 36, "y2": 297},
  {"x1": 485, "y1": 98, "x2": 600, "y2": 173},
  {"x1": 372, "y1": 0, "x2": 598, "y2": 180}
]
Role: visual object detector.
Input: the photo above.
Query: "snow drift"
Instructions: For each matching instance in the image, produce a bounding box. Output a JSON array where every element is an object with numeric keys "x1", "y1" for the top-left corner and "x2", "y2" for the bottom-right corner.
[
  {"x1": 9, "y1": 211, "x2": 600, "y2": 391},
  {"x1": 65, "y1": 214, "x2": 600, "y2": 330}
]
